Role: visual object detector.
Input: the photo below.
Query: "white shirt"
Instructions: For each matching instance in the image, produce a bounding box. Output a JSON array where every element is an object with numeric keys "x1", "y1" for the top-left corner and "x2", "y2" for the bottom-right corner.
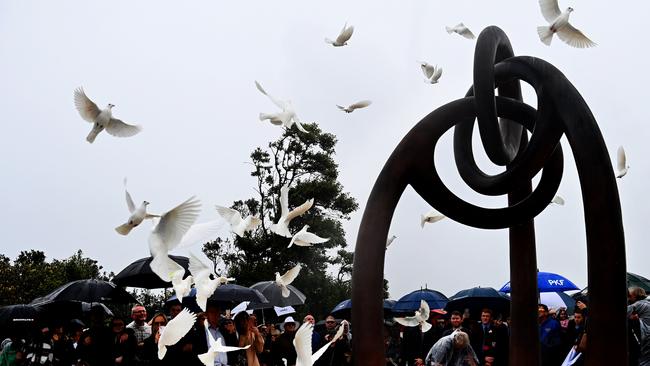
[{"x1": 206, "y1": 326, "x2": 229, "y2": 366}]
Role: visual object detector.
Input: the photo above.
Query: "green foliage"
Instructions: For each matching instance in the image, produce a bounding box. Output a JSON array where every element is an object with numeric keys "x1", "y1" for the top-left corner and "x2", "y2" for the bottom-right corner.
[{"x1": 204, "y1": 123, "x2": 366, "y2": 319}]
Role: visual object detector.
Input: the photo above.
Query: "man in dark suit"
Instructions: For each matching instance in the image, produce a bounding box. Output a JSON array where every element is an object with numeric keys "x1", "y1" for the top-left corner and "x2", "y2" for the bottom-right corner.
[{"x1": 470, "y1": 308, "x2": 508, "y2": 366}]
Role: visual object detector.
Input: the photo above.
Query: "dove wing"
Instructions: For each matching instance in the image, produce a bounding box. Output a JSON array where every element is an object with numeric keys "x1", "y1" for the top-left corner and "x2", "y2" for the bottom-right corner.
[
  {"x1": 617, "y1": 146, "x2": 627, "y2": 172},
  {"x1": 418, "y1": 300, "x2": 430, "y2": 321},
  {"x1": 420, "y1": 63, "x2": 435, "y2": 79},
  {"x1": 124, "y1": 183, "x2": 136, "y2": 213},
  {"x1": 150, "y1": 254, "x2": 185, "y2": 282},
  {"x1": 243, "y1": 215, "x2": 262, "y2": 231},
  {"x1": 336, "y1": 24, "x2": 354, "y2": 44},
  {"x1": 297, "y1": 231, "x2": 329, "y2": 244},
  {"x1": 311, "y1": 322, "x2": 345, "y2": 363},
  {"x1": 556, "y1": 24, "x2": 597, "y2": 48},
  {"x1": 349, "y1": 100, "x2": 372, "y2": 110},
  {"x1": 460, "y1": 27, "x2": 475, "y2": 39},
  {"x1": 74, "y1": 87, "x2": 101, "y2": 122},
  {"x1": 293, "y1": 323, "x2": 313, "y2": 366},
  {"x1": 539, "y1": 0, "x2": 562, "y2": 23},
  {"x1": 551, "y1": 195, "x2": 565, "y2": 205},
  {"x1": 255, "y1": 81, "x2": 287, "y2": 109},
  {"x1": 160, "y1": 308, "x2": 196, "y2": 347},
  {"x1": 189, "y1": 251, "x2": 214, "y2": 280},
  {"x1": 215, "y1": 205, "x2": 242, "y2": 227},
  {"x1": 177, "y1": 220, "x2": 222, "y2": 249},
  {"x1": 286, "y1": 198, "x2": 314, "y2": 222},
  {"x1": 279, "y1": 185, "x2": 290, "y2": 219},
  {"x1": 105, "y1": 118, "x2": 142, "y2": 137},
  {"x1": 214, "y1": 337, "x2": 251, "y2": 353},
  {"x1": 280, "y1": 264, "x2": 301, "y2": 286},
  {"x1": 394, "y1": 316, "x2": 420, "y2": 327},
  {"x1": 151, "y1": 197, "x2": 201, "y2": 253},
  {"x1": 431, "y1": 66, "x2": 443, "y2": 81}
]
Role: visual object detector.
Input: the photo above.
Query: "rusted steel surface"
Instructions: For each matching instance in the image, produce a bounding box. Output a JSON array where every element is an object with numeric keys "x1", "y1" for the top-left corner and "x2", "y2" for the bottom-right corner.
[{"x1": 352, "y1": 26, "x2": 626, "y2": 366}]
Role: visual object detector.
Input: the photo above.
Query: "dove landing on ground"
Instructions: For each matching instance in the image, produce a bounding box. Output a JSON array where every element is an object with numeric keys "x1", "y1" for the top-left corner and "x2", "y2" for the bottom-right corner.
[
  {"x1": 537, "y1": 0, "x2": 596, "y2": 48},
  {"x1": 445, "y1": 23, "x2": 475, "y2": 39},
  {"x1": 215, "y1": 205, "x2": 262, "y2": 237},
  {"x1": 255, "y1": 81, "x2": 308, "y2": 133},
  {"x1": 158, "y1": 308, "x2": 196, "y2": 359},
  {"x1": 418, "y1": 62, "x2": 443, "y2": 84},
  {"x1": 198, "y1": 319, "x2": 250, "y2": 366},
  {"x1": 288, "y1": 225, "x2": 329, "y2": 248},
  {"x1": 421, "y1": 209, "x2": 446, "y2": 228},
  {"x1": 73, "y1": 87, "x2": 142, "y2": 143},
  {"x1": 325, "y1": 23, "x2": 354, "y2": 47},
  {"x1": 394, "y1": 300, "x2": 432, "y2": 333},
  {"x1": 336, "y1": 100, "x2": 372, "y2": 113},
  {"x1": 270, "y1": 185, "x2": 314, "y2": 238},
  {"x1": 616, "y1": 146, "x2": 629, "y2": 178},
  {"x1": 115, "y1": 178, "x2": 160, "y2": 236},
  {"x1": 294, "y1": 320, "x2": 347, "y2": 366},
  {"x1": 276, "y1": 264, "x2": 301, "y2": 298}
]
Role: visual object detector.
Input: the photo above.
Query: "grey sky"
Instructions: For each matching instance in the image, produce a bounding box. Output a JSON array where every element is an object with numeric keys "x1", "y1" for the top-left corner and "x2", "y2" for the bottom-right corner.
[{"x1": 1, "y1": 1, "x2": 648, "y2": 301}]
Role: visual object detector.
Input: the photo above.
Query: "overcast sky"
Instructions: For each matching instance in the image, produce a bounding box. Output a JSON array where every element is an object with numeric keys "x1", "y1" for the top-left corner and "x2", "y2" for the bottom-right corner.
[{"x1": 1, "y1": 0, "x2": 648, "y2": 303}]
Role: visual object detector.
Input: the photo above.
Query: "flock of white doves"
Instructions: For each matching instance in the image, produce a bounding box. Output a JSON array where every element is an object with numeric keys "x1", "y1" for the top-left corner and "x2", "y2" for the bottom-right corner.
[{"x1": 69, "y1": 1, "x2": 630, "y2": 362}]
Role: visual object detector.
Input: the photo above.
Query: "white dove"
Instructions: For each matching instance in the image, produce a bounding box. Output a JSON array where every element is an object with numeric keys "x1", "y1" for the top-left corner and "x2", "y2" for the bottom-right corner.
[
  {"x1": 275, "y1": 264, "x2": 301, "y2": 298},
  {"x1": 550, "y1": 195, "x2": 565, "y2": 206},
  {"x1": 198, "y1": 319, "x2": 250, "y2": 366},
  {"x1": 419, "y1": 62, "x2": 443, "y2": 84},
  {"x1": 325, "y1": 22, "x2": 354, "y2": 47},
  {"x1": 215, "y1": 205, "x2": 262, "y2": 237},
  {"x1": 255, "y1": 81, "x2": 308, "y2": 133},
  {"x1": 537, "y1": 0, "x2": 596, "y2": 48},
  {"x1": 336, "y1": 100, "x2": 372, "y2": 113},
  {"x1": 294, "y1": 320, "x2": 347, "y2": 366},
  {"x1": 158, "y1": 308, "x2": 197, "y2": 359},
  {"x1": 115, "y1": 178, "x2": 159, "y2": 236},
  {"x1": 270, "y1": 185, "x2": 314, "y2": 238},
  {"x1": 445, "y1": 23, "x2": 475, "y2": 39},
  {"x1": 421, "y1": 209, "x2": 446, "y2": 228},
  {"x1": 394, "y1": 300, "x2": 432, "y2": 333},
  {"x1": 386, "y1": 235, "x2": 397, "y2": 249},
  {"x1": 170, "y1": 270, "x2": 193, "y2": 303},
  {"x1": 616, "y1": 146, "x2": 629, "y2": 178},
  {"x1": 289, "y1": 225, "x2": 330, "y2": 248},
  {"x1": 73, "y1": 87, "x2": 142, "y2": 143},
  {"x1": 148, "y1": 196, "x2": 202, "y2": 284},
  {"x1": 189, "y1": 252, "x2": 235, "y2": 311}
]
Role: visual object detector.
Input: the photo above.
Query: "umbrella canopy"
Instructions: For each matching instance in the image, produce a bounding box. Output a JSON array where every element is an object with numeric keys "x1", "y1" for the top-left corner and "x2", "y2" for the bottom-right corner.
[
  {"x1": 539, "y1": 292, "x2": 576, "y2": 315},
  {"x1": 499, "y1": 271, "x2": 580, "y2": 293},
  {"x1": 167, "y1": 285, "x2": 269, "y2": 311},
  {"x1": 330, "y1": 299, "x2": 396, "y2": 320},
  {"x1": 572, "y1": 272, "x2": 650, "y2": 300},
  {"x1": 249, "y1": 281, "x2": 306, "y2": 308},
  {"x1": 113, "y1": 255, "x2": 190, "y2": 289},
  {"x1": 392, "y1": 289, "x2": 448, "y2": 313},
  {"x1": 32, "y1": 300, "x2": 114, "y2": 320},
  {"x1": 0, "y1": 304, "x2": 41, "y2": 329},
  {"x1": 445, "y1": 287, "x2": 510, "y2": 319},
  {"x1": 30, "y1": 279, "x2": 135, "y2": 304}
]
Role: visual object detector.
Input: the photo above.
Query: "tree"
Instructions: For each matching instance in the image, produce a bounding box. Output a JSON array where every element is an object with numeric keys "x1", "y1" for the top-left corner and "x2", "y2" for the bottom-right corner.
[{"x1": 204, "y1": 123, "x2": 361, "y2": 319}]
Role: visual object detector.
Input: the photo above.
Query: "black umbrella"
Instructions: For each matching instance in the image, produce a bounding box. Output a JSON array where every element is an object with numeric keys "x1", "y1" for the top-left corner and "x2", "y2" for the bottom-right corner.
[
  {"x1": 0, "y1": 304, "x2": 41, "y2": 330},
  {"x1": 574, "y1": 272, "x2": 650, "y2": 300},
  {"x1": 113, "y1": 255, "x2": 190, "y2": 289},
  {"x1": 166, "y1": 285, "x2": 269, "y2": 311},
  {"x1": 444, "y1": 287, "x2": 510, "y2": 320},
  {"x1": 30, "y1": 279, "x2": 136, "y2": 304},
  {"x1": 32, "y1": 300, "x2": 114, "y2": 321},
  {"x1": 330, "y1": 299, "x2": 396, "y2": 320},
  {"x1": 248, "y1": 281, "x2": 306, "y2": 308}
]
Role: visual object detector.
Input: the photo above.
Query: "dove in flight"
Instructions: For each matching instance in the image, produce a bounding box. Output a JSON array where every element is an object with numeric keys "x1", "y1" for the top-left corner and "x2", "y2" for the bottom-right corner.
[
  {"x1": 170, "y1": 270, "x2": 193, "y2": 303},
  {"x1": 616, "y1": 146, "x2": 629, "y2": 178},
  {"x1": 270, "y1": 185, "x2": 314, "y2": 238},
  {"x1": 198, "y1": 319, "x2": 250, "y2": 366},
  {"x1": 421, "y1": 209, "x2": 446, "y2": 228},
  {"x1": 289, "y1": 225, "x2": 329, "y2": 248},
  {"x1": 537, "y1": 0, "x2": 596, "y2": 48},
  {"x1": 394, "y1": 300, "x2": 432, "y2": 333},
  {"x1": 419, "y1": 62, "x2": 443, "y2": 84},
  {"x1": 336, "y1": 100, "x2": 372, "y2": 113},
  {"x1": 189, "y1": 252, "x2": 235, "y2": 311},
  {"x1": 294, "y1": 320, "x2": 347, "y2": 366},
  {"x1": 325, "y1": 22, "x2": 354, "y2": 47},
  {"x1": 148, "y1": 196, "x2": 203, "y2": 283},
  {"x1": 215, "y1": 205, "x2": 262, "y2": 237},
  {"x1": 115, "y1": 178, "x2": 159, "y2": 236},
  {"x1": 386, "y1": 235, "x2": 397, "y2": 249},
  {"x1": 158, "y1": 308, "x2": 196, "y2": 359},
  {"x1": 550, "y1": 195, "x2": 565, "y2": 206},
  {"x1": 255, "y1": 81, "x2": 308, "y2": 133},
  {"x1": 73, "y1": 87, "x2": 142, "y2": 143},
  {"x1": 276, "y1": 264, "x2": 301, "y2": 298},
  {"x1": 445, "y1": 23, "x2": 475, "y2": 39}
]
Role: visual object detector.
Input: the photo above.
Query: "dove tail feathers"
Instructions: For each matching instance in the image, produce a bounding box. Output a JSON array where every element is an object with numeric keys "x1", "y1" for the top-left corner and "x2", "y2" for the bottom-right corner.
[
  {"x1": 259, "y1": 113, "x2": 273, "y2": 121},
  {"x1": 537, "y1": 26, "x2": 553, "y2": 46},
  {"x1": 115, "y1": 223, "x2": 133, "y2": 236},
  {"x1": 325, "y1": 38, "x2": 334, "y2": 44},
  {"x1": 86, "y1": 128, "x2": 101, "y2": 143}
]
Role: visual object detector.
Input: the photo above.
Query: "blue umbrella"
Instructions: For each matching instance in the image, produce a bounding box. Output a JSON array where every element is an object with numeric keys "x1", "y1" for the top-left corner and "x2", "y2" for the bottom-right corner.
[
  {"x1": 392, "y1": 289, "x2": 448, "y2": 313},
  {"x1": 330, "y1": 299, "x2": 396, "y2": 319},
  {"x1": 445, "y1": 287, "x2": 510, "y2": 319},
  {"x1": 499, "y1": 271, "x2": 580, "y2": 293}
]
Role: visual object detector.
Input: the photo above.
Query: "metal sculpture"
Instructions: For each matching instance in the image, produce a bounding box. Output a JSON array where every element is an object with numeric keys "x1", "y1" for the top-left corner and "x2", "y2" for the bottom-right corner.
[{"x1": 351, "y1": 26, "x2": 627, "y2": 365}]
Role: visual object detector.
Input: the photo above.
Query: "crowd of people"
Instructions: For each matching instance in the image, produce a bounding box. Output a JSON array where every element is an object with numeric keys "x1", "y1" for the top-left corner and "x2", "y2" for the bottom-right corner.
[{"x1": 1, "y1": 287, "x2": 649, "y2": 366}]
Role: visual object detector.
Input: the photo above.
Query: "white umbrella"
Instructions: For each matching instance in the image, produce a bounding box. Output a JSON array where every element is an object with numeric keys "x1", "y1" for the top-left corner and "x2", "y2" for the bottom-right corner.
[{"x1": 539, "y1": 292, "x2": 576, "y2": 314}]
